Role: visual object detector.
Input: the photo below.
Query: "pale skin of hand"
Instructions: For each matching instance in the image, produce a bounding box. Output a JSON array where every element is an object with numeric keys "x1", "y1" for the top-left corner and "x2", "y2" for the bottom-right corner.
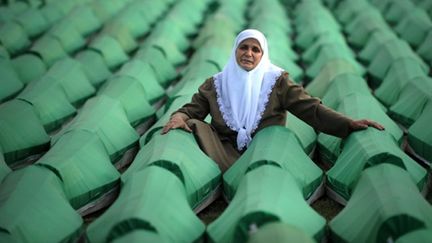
[{"x1": 161, "y1": 113, "x2": 192, "y2": 134}]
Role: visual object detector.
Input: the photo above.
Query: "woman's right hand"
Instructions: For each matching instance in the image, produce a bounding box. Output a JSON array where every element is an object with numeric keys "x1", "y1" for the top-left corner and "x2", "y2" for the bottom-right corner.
[{"x1": 161, "y1": 113, "x2": 192, "y2": 134}]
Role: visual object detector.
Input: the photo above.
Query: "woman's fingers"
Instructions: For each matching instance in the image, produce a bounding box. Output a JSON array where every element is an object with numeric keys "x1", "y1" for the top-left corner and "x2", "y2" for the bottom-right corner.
[
  {"x1": 161, "y1": 120, "x2": 192, "y2": 134},
  {"x1": 351, "y1": 119, "x2": 385, "y2": 132}
]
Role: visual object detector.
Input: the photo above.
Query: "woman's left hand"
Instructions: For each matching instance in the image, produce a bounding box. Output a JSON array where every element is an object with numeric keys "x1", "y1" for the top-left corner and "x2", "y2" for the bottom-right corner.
[{"x1": 350, "y1": 119, "x2": 385, "y2": 131}]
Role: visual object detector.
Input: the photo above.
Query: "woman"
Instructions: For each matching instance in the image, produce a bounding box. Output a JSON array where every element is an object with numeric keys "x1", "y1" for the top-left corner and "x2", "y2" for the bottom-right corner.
[{"x1": 162, "y1": 29, "x2": 384, "y2": 172}]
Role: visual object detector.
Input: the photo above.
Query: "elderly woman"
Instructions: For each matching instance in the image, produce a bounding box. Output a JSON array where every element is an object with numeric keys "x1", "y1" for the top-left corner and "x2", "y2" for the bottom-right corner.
[{"x1": 162, "y1": 29, "x2": 384, "y2": 172}]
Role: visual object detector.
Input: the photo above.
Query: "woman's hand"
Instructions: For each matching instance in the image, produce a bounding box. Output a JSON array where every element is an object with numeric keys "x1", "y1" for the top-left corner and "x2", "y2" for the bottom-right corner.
[
  {"x1": 350, "y1": 119, "x2": 385, "y2": 132},
  {"x1": 161, "y1": 113, "x2": 192, "y2": 134}
]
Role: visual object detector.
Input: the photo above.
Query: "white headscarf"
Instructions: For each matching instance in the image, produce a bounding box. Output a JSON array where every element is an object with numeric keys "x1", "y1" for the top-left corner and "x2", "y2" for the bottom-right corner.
[{"x1": 214, "y1": 29, "x2": 283, "y2": 150}]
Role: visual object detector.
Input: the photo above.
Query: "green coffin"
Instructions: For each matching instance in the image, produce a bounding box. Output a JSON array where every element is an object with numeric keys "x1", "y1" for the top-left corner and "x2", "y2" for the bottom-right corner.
[
  {"x1": 248, "y1": 222, "x2": 316, "y2": 243},
  {"x1": 407, "y1": 101, "x2": 432, "y2": 162},
  {"x1": 75, "y1": 50, "x2": 112, "y2": 88},
  {"x1": 89, "y1": 35, "x2": 129, "y2": 70},
  {"x1": 330, "y1": 164, "x2": 432, "y2": 243},
  {"x1": 87, "y1": 166, "x2": 205, "y2": 243},
  {"x1": 37, "y1": 130, "x2": 120, "y2": 209},
  {"x1": 12, "y1": 54, "x2": 47, "y2": 85},
  {"x1": 0, "y1": 59, "x2": 23, "y2": 102}
]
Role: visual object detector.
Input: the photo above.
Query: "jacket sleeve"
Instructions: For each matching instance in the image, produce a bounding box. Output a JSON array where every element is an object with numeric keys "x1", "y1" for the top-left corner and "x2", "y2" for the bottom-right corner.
[
  {"x1": 277, "y1": 72, "x2": 354, "y2": 138},
  {"x1": 174, "y1": 78, "x2": 212, "y2": 121}
]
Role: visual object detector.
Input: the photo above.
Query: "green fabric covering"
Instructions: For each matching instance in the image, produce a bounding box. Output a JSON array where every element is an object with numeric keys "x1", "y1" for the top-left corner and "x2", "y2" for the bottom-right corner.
[
  {"x1": 102, "y1": 22, "x2": 138, "y2": 54},
  {"x1": 0, "y1": 59, "x2": 23, "y2": 102},
  {"x1": 67, "y1": 6, "x2": 102, "y2": 36},
  {"x1": 385, "y1": 0, "x2": 416, "y2": 24},
  {"x1": 272, "y1": 57, "x2": 303, "y2": 82},
  {"x1": 334, "y1": 0, "x2": 370, "y2": 25},
  {"x1": 0, "y1": 99, "x2": 50, "y2": 164},
  {"x1": 110, "y1": 7, "x2": 151, "y2": 38},
  {"x1": 140, "y1": 95, "x2": 193, "y2": 145},
  {"x1": 396, "y1": 229, "x2": 432, "y2": 243},
  {"x1": 330, "y1": 164, "x2": 432, "y2": 243},
  {"x1": 149, "y1": 20, "x2": 190, "y2": 52},
  {"x1": 0, "y1": 45, "x2": 9, "y2": 59},
  {"x1": 37, "y1": 130, "x2": 120, "y2": 209},
  {"x1": 295, "y1": 23, "x2": 340, "y2": 51},
  {"x1": 248, "y1": 222, "x2": 316, "y2": 243},
  {"x1": 47, "y1": 20, "x2": 86, "y2": 54},
  {"x1": 223, "y1": 126, "x2": 322, "y2": 201},
  {"x1": 117, "y1": 59, "x2": 165, "y2": 103},
  {"x1": 0, "y1": 166, "x2": 83, "y2": 243},
  {"x1": 75, "y1": 50, "x2": 111, "y2": 87},
  {"x1": 394, "y1": 9, "x2": 432, "y2": 48},
  {"x1": 317, "y1": 133, "x2": 342, "y2": 165},
  {"x1": 188, "y1": 45, "x2": 230, "y2": 73},
  {"x1": 358, "y1": 29, "x2": 397, "y2": 64},
  {"x1": 321, "y1": 73, "x2": 373, "y2": 110},
  {"x1": 302, "y1": 34, "x2": 351, "y2": 64},
  {"x1": 40, "y1": 3, "x2": 65, "y2": 27},
  {"x1": 30, "y1": 36, "x2": 68, "y2": 66},
  {"x1": 367, "y1": 39, "x2": 429, "y2": 81},
  {"x1": 135, "y1": 47, "x2": 177, "y2": 87},
  {"x1": 87, "y1": 166, "x2": 205, "y2": 243},
  {"x1": 305, "y1": 59, "x2": 359, "y2": 98},
  {"x1": 0, "y1": 22, "x2": 30, "y2": 55},
  {"x1": 305, "y1": 44, "x2": 364, "y2": 79},
  {"x1": 389, "y1": 76, "x2": 432, "y2": 127},
  {"x1": 52, "y1": 96, "x2": 139, "y2": 161},
  {"x1": 11, "y1": 54, "x2": 47, "y2": 85},
  {"x1": 192, "y1": 20, "x2": 236, "y2": 49},
  {"x1": 98, "y1": 76, "x2": 155, "y2": 126},
  {"x1": 327, "y1": 128, "x2": 427, "y2": 201},
  {"x1": 17, "y1": 76, "x2": 76, "y2": 132},
  {"x1": 45, "y1": 57, "x2": 95, "y2": 106},
  {"x1": 14, "y1": 8, "x2": 48, "y2": 38},
  {"x1": 143, "y1": 38, "x2": 186, "y2": 66},
  {"x1": 167, "y1": 77, "x2": 205, "y2": 99},
  {"x1": 90, "y1": 0, "x2": 124, "y2": 23},
  {"x1": 209, "y1": 165, "x2": 326, "y2": 243},
  {"x1": 408, "y1": 102, "x2": 432, "y2": 161},
  {"x1": 268, "y1": 35, "x2": 298, "y2": 62},
  {"x1": 123, "y1": 130, "x2": 221, "y2": 209},
  {"x1": 0, "y1": 146, "x2": 11, "y2": 183},
  {"x1": 417, "y1": 30, "x2": 432, "y2": 62},
  {"x1": 374, "y1": 58, "x2": 426, "y2": 107},
  {"x1": 285, "y1": 112, "x2": 317, "y2": 154},
  {"x1": 345, "y1": 10, "x2": 390, "y2": 48},
  {"x1": 112, "y1": 231, "x2": 167, "y2": 243},
  {"x1": 89, "y1": 35, "x2": 129, "y2": 70},
  {"x1": 181, "y1": 61, "x2": 221, "y2": 82}
]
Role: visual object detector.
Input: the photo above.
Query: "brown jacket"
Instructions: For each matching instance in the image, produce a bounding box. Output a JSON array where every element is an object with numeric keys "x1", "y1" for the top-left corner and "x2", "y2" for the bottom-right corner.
[{"x1": 176, "y1": 72, "x2": 353, "y2": 147}]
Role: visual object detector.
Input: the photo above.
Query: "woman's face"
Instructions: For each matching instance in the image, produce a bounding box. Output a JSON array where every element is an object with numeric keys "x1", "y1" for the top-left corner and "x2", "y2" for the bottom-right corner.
[{"x1": 235, "y1": 38, "x2": 263, "y2": 71}]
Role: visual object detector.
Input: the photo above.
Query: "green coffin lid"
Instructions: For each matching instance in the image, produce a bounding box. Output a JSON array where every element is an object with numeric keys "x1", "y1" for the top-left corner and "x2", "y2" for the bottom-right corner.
[
  {"x1": 0, "y1": 166, "x2": 83, "y2": 243},
  {"x1": 330, "y1": 164, "x2": 432, "y2": 243},
  {"x1": 389, "y1": 76, "x2": 432, "y2": 127},
  {"x1": 90, "y1": 0, "x2": 124, "y2": 23},
  {"x1": 102, "y1": 22, "x2": 138, "y2": 54},
  {"x1": 17, "y1": 76, "x2": 76, "y2": 132},
  {"x1": 358, "y1": 29, "x2": 398, "y2": 64},
  {"x1": 0, "y1": 58, "x2": 23, "y2": 102},
  {"x1": 394, "y1": 9, "x2": 432, "y2": 48},
  {"x1": 0, "y1": 45, "x2": 9, "y2": 59},
  {"x1": 14, "y1": 8, "x2": 49, "y2": 38},
  {"x1": 143, "y1": 37, "x2": 187, "y2": 66},
  {"x1": 67, "y1": 5, "x2": 102, "y2": 36},
  {"x1": 0, "y1": 146, "x2": 11, "y2": 183},
  {"x1": 12, "y1": 53, "x2": 47, "y2": 85},
  {"x1": 98, "y1": 75, "x2": 155, "y2": 126},
  {"x1": 30, "y1": 35, "x2": 68, "y2": 66},
  {"x1": 37, "y1": 130, "x2": 120, "y2": 209},
  {"x1": 135, "y1": 46, "x2": 177, "y2": 87},
  {"x1": 123, "y1": 129, "x2": 221, "y2": 209},
  {"x1": 0, "y1": 99, "x2": 50, "y2": 164},
  {"x1": 248, "y1": 222, "x2": 316, "y2": 243},
  {"x1": 408, "y1": 101, "x2": 432, "y2": 162},
  {"x1": 75, "y1": 50, "x2": 112, "y2": 87},
  {"x1": 181, "y1": 60, "x2": 220, "y2": 82},
  {"x1": 295, "y1": 23, "x2": 340, "y2": 51},
  {"x1": 345, "y1": 10, "x2": 390, "y2": 48},
  {"x1": 116, "y1": 59, "x2": 165, "y2": 103},
  {"x1": 385, "y1": 0, "x2": 416, "y2": 24},
  {"x1": 40, "y1": 3, "x2": 65, "y2": 27},
  {"x1": 327, "y1": 128, "x2": 427, "y2": 201},
  {"x1": 223, "y1": 126, "x2": 323, "y2": 201},
  {"x1": 396, "y1": 229, "x2": 432, "y2": 243},
  {"x1": 149, "y1": 20, "x2": 190, "y2": 52},
  {"x1": 334, "y1": 0, "x2": 370, "y2": 25},
  {"x1": 45, "y1": 57, "x2": 95, "y2": 106},
  {"x1": 89, "y1": 35, "x2": 129, "y2": 70},
  {"x1": 285, "y1": 112, "x2": 317, "y2": 154},
  {"x1": 167, "y1": 78, "x2": 205, "y2": 99},
  {"x1": 374, "y1": 58, "x2": 426, "y2": 107},
  {"x1": 0, "y1": 21, "x2": 30, "y2": 56},
  {"x1": 112, "y1": 231, "x2": 167, "y2": 243},
  {"x1": 272, "y1": 57, "x2": 303, "y2": 82},
  {"x1": 47, "y1": 20, "x2": 86, "y2": 54},
  {"x1": 109, "y1": 6, "x2": 151, "y2": 38},
  {"x1": 417, "y1": 30, "x2": 432, "y2": 62},
  {"x1": 208, "y1": 165, "x2": 326, "y2": 243},
  {"x1": 302, "y1": 33, "x2": 351, "y2": 64},
  {"x1": 305, "y1": 44, "x2": 364, "y2": 79},
  {"x1": 52, "y1": 96, "x2": 139, "y2": 161},
  {"x1": 87, "y1": 166, "x2": 205, "y2": 243},
  {"x1": 306, "y1": 59, "x2": 359, "y2": 98},
  {"x1": 367, "y1": 39, "x2": 428, "y2": 81}
]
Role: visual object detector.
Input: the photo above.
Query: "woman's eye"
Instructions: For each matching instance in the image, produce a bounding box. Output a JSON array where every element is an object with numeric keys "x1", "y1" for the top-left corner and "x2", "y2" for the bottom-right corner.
[
  {"x1": 240, "y1": 45, "x2": 248, "y2": 50},
  {"x1": 252, "y1": 47, "x2": 261, "y2": 53}
]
